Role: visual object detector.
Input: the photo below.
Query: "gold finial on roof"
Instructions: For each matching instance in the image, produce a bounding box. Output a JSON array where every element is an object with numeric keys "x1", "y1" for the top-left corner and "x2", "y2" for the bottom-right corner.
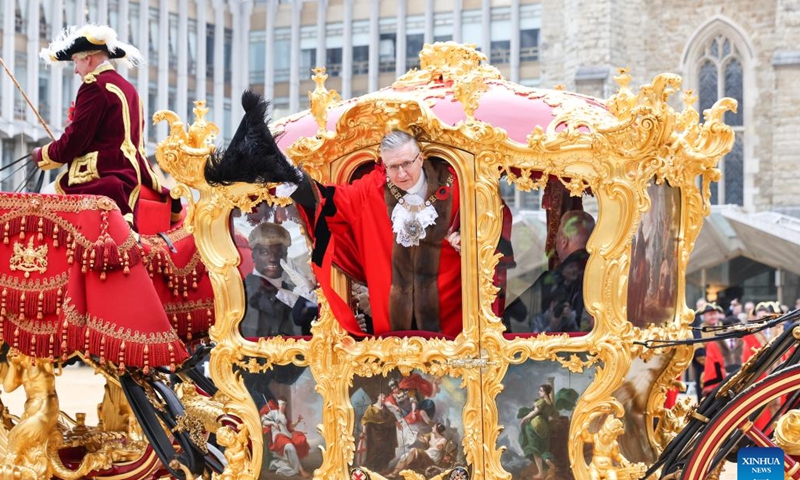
[
  {"x1": 613, "y1": 67, "x2": 631, "y2": 90},
  {"x1": 395, "y1": 42, "x2": 502, "y2": 88},
  {"x1": 153, "y1": 103, "x2": 220, "y2": 189},
  {"x1": 308, "y1": 66, "x2": 341, "y2": 134}
]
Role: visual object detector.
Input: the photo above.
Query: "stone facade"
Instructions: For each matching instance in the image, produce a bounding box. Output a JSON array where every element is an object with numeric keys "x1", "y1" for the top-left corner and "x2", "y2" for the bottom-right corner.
[{"x1": 542, "y1": 0, "x2": 800, "y2": 213}]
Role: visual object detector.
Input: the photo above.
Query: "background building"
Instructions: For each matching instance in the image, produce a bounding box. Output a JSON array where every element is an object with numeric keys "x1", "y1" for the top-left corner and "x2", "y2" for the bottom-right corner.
[{"x1": 1, "y1": 0, "x2": 798, "y2": 308}]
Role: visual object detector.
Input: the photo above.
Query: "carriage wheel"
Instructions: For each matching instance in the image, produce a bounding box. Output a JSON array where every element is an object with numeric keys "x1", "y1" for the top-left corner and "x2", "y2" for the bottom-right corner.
[{"x1": 679, "y1": 364, "x2": 800, "y2": 480}]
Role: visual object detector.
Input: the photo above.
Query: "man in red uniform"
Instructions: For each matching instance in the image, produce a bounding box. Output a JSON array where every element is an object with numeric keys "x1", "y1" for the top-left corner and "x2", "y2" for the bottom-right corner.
[{"x1": 33, "y1": 24, "x2": 178, "y2": 229}]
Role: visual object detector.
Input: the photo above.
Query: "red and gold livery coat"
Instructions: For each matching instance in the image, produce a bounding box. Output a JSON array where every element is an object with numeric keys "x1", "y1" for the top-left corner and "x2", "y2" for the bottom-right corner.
[{"x1": 35, "y1": 63, "x2": 163, "y2": 227}]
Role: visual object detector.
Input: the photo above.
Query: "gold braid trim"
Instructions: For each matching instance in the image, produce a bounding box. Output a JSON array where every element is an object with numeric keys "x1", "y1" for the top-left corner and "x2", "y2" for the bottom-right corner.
[
  {"x1": 140, "y1": 231, "x2": 207, "y2": 297},
  {"x1": 141, "y1": 226, "x2": 192, "y2": 245},
  {"x1": 144, "y1": 247, "x2": 205, "y2": 278},
  {"x1": 63, "y1": 296, "x2": 181, "y2": 345},
  {"x1": 2, "y1": 313, "x2": 59, "y2": 335},
  {"x1": 104, "y1": 82, "x2": 142, "y2": 212},
  {"x1": 0, "y1": 271, "x2": 69, "y2": 292},
  {"x1": 0, "y1": 196, "x2": 142, "y2": 273},
  {"x1": 82, "y1": 63, "x2": 114, "y2": 84},
  {"x1": 163, "y1": 299, "x2": 215, "y2": 315},
  {"x1": 37, "y1": 143, "x2": 64, "y2": 170}
]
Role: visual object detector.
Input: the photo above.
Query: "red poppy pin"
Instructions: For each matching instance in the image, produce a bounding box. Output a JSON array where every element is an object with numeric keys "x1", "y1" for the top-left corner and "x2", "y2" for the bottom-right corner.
[
  {"x1": 436, "y1": 185, "x2": 451, "y2": 200},
  {"x1": 67, "y1": 101, "x2": 75, "y2": 123}
]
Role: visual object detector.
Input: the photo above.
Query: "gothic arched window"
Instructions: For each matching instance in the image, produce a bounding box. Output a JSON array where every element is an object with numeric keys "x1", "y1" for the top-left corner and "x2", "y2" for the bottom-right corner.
[
  {"x1": 686, "y1": 22, "x2": 751, "y2": 207},
  {"x1": 697, "y1": 34, "x2": 744, "y2": 205}
]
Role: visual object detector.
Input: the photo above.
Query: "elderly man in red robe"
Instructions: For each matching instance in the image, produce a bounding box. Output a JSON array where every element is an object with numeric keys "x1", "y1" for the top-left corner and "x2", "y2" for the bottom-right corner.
[
  {"x1": 33, "y1": 24, "x2": 180, "y2": 231},
  {"x1": 205, "y1": 92, "x2": 463, "y2": 338}
]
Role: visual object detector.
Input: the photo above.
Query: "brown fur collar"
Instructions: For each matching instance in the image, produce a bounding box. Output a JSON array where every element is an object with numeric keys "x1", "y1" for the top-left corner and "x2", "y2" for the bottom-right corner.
[{"x1": 384, "y1": 157, "x2": 454, "y2": 331}]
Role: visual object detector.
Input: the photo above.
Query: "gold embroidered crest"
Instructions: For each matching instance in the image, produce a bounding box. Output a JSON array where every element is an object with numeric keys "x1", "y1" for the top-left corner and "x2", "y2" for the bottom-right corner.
[{"x1": 10, "y1": 238, "x2": 49, "y2": 277}]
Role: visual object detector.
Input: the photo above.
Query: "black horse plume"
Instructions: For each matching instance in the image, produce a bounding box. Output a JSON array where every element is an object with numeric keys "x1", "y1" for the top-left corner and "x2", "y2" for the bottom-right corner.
[{"x1": 204, "y1": 90, "x2": 302, "y2": 186}]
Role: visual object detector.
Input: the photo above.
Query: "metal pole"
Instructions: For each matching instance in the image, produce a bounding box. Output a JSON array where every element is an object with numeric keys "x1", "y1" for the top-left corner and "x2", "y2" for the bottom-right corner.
[{"x1": 0, "y1": 55, "x2": 56, "y2": 140}]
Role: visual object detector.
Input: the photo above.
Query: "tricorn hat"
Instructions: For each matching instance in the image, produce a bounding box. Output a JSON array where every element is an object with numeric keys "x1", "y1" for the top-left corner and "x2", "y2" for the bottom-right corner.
[
  {"x1": 40, "y1": 24, "x2": 144, "y2": 68},
  {"x1": 248, "y1": 222, "x2": 291, "y2": 250},
  {"x1": 698, "y1": 302, "x2": 724, "y2": 315}
]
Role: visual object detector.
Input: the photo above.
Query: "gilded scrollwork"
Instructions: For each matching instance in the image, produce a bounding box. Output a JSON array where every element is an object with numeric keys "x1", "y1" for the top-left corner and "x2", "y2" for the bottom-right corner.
[
  {"x1": 653, "y1": 396, "x2": 693, "y2": 450},
  {"x1": 774, "y1": 409, "x2": 800, "y2": 456},
  {"x1": 309, "y1": 66, "x2": 342, "y2": 134},
  {"x1": 153, "y1": 101, "x2": 220, "y2": 189},
  {"x1": 178, "y1": 41, "x2": 735, "y2": 480},
  {"x1": 216, "y1": 424, "x2": 256, "y2": 480}
]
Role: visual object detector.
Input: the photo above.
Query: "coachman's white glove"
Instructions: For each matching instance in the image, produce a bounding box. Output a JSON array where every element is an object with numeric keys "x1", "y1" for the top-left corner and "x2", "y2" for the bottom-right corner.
[{"x1": 280, "y1": 259, "x2": 318, "y2": 303}]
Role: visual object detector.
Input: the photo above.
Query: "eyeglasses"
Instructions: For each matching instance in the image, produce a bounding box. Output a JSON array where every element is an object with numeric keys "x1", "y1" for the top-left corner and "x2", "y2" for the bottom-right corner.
[{"x1": 385, "y1": 153, "x2": 421, "y2": 174}]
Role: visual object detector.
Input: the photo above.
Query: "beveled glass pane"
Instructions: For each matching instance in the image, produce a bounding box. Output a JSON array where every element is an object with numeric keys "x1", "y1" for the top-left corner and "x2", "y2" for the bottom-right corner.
[
  {"x1": 627, "y1": 181, "x2": 682, "y2": 327},
  {"x1": 698, "y1": 60, "x2": 718, "y2": 117},
  {"x1": 724, "y1": 59, "x2": 744, "y2": 126},
  {"x1": 502, "y1": 176, "x2": 595, "y2": 335},
  {"x1": 230, "y1": 201, "x2": 317, "y2": 339},
  {"x1": 723, "y1": 135, "x2": 744, "y2": 206}
]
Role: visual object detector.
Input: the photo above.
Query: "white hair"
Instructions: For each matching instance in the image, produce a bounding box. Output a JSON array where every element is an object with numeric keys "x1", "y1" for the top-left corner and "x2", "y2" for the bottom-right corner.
[{"x1": 380, "y1": 130, "x2": 420, "y2": 155}]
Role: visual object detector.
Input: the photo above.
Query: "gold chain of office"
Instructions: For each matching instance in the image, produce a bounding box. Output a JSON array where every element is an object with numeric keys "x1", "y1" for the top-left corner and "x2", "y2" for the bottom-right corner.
[{"x1": 387, "y1": 173, "x2": 454, "y2": 213}]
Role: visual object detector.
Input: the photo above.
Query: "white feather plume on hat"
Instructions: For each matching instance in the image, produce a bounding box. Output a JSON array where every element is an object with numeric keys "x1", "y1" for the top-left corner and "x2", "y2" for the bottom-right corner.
[{"x1": 40, "y1": 24, "x2": 145, "y2": 69}]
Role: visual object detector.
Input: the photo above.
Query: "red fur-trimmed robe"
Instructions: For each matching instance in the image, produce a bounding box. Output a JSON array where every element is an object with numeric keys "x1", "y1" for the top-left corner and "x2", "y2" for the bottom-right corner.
[{"x1": 298, "y1": 158, "x2": 461, "y2": 337}]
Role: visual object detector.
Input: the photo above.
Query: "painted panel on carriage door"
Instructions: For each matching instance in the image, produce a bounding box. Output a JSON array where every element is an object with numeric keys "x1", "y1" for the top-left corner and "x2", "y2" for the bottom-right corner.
[
  {"x1": 496, "y1": 358, "x2": 597, "y2": 480},
  {"x1": 239, "y1": 363, "x2": 325, "y2": 480},
  {"x1": 627, "y1": 180, "x2": 682, "y2": 328},
  {"x1": 350, "y1": 370, "x2": 468, "y2": 479}
]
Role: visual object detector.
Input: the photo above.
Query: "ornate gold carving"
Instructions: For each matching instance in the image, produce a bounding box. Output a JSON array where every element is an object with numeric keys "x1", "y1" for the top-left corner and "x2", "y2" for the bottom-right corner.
[
  {"x1": 179, "y1": 43, "x2": 736, "y2": 480},
  {"x1": 556, "y1": 353, "x2": 599, "y2": 374},
  {"x1": 9, "y1": 238, "x2": 48, "y2": 277},
  {"x1": 153, "y1": 101, "x2": 220, "y2": 188},
  {"x1": 775, "y1": 409, "x2": 800, "y2": 455},
  {"x1": 216, "y1": 424, "x2": 256, "y2": 480},
  {"x1": 177, "y1": 381, "x2": 225, "y2": 434},
  {"x1": 0, "y1": 350, "x2": 60, "y2": 479},
  {"x1": 174, "y1": 413, "x2": 208, "y2": 453},
  {"x1": 394, "y1": 42, "x2": 502, "y2": 88},
  {"x1": 581, "y1": 414, "x2": 647, "y2": 480},
  {"x1": 309, "y1": 67, "x2": 342, "y2": 134},
  {"x1": 653, "y1": 396, "x2": 693, "y2": 450}
]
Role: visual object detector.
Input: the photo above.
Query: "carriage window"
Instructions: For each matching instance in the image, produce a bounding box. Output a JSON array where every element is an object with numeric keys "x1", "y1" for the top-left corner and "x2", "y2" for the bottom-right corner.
[
  {"x1": 627, "y1": 180, "x2": 681, "y2": 327},
  {"x1": 230, "y1": 201, "x2": 317, "y2": 339},
  {"x1": 500, "y1": 174, "x2": 596, "y2": 335}
]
